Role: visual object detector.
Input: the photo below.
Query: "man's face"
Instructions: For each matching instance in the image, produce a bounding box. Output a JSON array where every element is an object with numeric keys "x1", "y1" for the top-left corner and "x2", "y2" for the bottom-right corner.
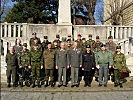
[
  {"x1": 108, "y1": 39, "x2": 113, "y2": 42},
  {"x1": 68, "y1": 36, "x2": 71, "y2": 39},
  {"x1": 86, "y1": 48, "x2": 90, "y2": 51},
  {"x1": 56, "y1": 38, "x2": 59, "y2": 40},
  {"x1": 17, "y1": 39, "x2": 21, "y2": 45},
  {"x1": 73, "y1": 42, "x2": 78, "y2": 48},
  {"x1": 61, "y1": 44, "x2": 65, "y2": 49},
  {"x1": 101, "y1": 47, "x2": 106, "y2": 51},
  {"x1": 67, "y1": 41, "x2": 71, "y2": 46},
  {"x1": 96, "y1": 39, "x2": 100, "y2": 42},
  {"x1": 82, "y1": 40, "x2": 86, "y2": 43},
  {"x1": 116, "y1": 49, "x2": 121, "y2": 52},
  {"x1": 48, "y1": 44, "x2": 52, "y2": 49},
  {"x1": 54, "y1": 42, "x2": 58, "y2": 46},
  {"x1": 9, "y1": 47, "x2": 14, "y2": 53},
  {"x1": 89, "y1": 37, "x2": 92, "y2": 40},
  {"x1": 32, "y1": 34, "x2": 36, "y2": 38},
  {"x1": 77, "y1": 36, "x2": 81, "y2": 40}
]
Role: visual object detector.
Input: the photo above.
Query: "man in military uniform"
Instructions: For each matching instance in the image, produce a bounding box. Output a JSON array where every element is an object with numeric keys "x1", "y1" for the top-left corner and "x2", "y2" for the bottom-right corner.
[
  {"x1": 14, "y1": 39, "x2": 23, "y2": 57},
  {"x1": 56, "y1": 42, "x2": 69, "y2": 87},
  {"x1": 43, "y1": 42, "x2": 55, "y2": 87},
  {"x1": 53, "y1": 34, "x2": 61, "y2": 47},
  {"x1": 18, "y1": 43, "x2": 31, "y2": 87},
  {"x1": 95, "y1": 44, "x2": 113, "y2": 87},
  {"x1": 82, "y1": 45, "x2": 95, "y2": 87},
  {"x1": 6, "y1": 46, "x2": 18, "y2": 87},
  {"x1": 94, "y1": 36, "x2": 103, "y2": 52},
  {"x1": 67, "y1": 35, "x2": 72, "y2": 41},
  {"x1": 65, "y1": 39, "x2": 72, "y2": 82},
  {"x1": 106, "y1": 36, "x2": 116, "y2": 81},
  {"x1": 42, "y1": 36, "x2": 49, "y2": 51},
  {"x1": 113, "y1": 45, "x2": 128, "y2": 88},
  {"x1": 69, "y1": 42, "x2": 82, "y2": 87},
  {"x1": 30, "y1": 43, "x2": 43, "y2": 88},
  {"x1": 106, "y1": 36, "x2": 116, "y2": 55},
  {"x1": 75, "y1": 34, "x2": 83, "y2": 48},
  {"x1": 86, "y1": 34, "x2": 95, "y2": 51},
  {"x1": 29, "y1": 32, "x2": 41, "y2": 48},
  {"x1": 82, "y1": 38, "x2": 87, "y2": 52},
  {"x1": 93, "y1": 36, "x2": 103, "y2": 82}
]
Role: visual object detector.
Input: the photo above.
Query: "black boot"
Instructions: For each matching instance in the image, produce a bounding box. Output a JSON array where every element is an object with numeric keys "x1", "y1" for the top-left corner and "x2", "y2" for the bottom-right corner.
[
  {"x1": 20, "y1": 82, "x2": 23, "y2": 87},
  {"x1": 31, "y1": 81, "x2": 35, "y2": 88},
  {"x1": 114, "y1": 83, "x2": 118, "y2": 87},
  {"x1": 45, "y1": 81, "x2": 48, "y2": 87},
  {"x1": 37, "y1": 82, "x2": 41, "y2": 88},
  {"x1": 119, "y1": 83, "x2": 123, "y2": 88}
]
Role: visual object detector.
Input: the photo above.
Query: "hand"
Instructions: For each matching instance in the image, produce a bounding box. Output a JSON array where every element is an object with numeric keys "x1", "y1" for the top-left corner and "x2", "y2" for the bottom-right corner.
[
  {"x1": 19, "y1": 66, "x2": 22, "y2": 68},
  {"x1": 56, "y1": 66, "x2": 58, "y2": 69},
  {"x1": 28, "y1": 66, "x2": 31, "y2": 69},
  {"x1": 80, "y1": 65, "x2": 82, "y2": 68},
  {"x1": 96, "y1": 65, "x2": 100, "y2": 69},
  {"x1": 69, "y1": 65, "x2": 71, "y2": 68},
  {"x1": 109, "y1": 66, "x2": 112, "y2": 69},
  {"x1": 67, "y1": 65, "x2": 69, "y2": 69},
  {"x1": 82, "y1": 68, "x2": 84, "y2": 70},
  {"x1": 41, "y1": 65, "x2": 43, "y2": 69},
  {"x1": 92, "y1": 67, "x2": 95, "y2": 70}
]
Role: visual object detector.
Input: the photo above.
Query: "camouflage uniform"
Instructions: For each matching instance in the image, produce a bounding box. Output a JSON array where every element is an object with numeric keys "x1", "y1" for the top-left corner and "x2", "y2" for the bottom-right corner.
[
  {"x1": 29, "y1": 37, "x2": 41, "y2": 48},
  {"x1": 30, "y1": 44, "x2": 43, "y2": 87},
  {"x1": 75, "y1": 39, "x2": 83, "y2": 49},
  {"x1": 18, "y1": 47, "x2": 31, "y2": 87},
  {"x1": 86, "y1": 39, "x2": 95, "y2": 51},
  {"x1": 113, "y1": 46, "x2": 126, "y2": 87}
]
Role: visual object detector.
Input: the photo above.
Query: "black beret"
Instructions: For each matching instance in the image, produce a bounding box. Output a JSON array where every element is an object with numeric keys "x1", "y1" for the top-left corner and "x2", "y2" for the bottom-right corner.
[
  {"x1": 100, "y1": 44, "x2": 106, "y2": 47},
  {"x1": 116, "y1": 45, "x2": 121, "y2": 49},
  {"x1": 86, "y1": 45, "x2": 91, "y2": 48},
  {"x1": 23, "y1": 43, "x2": 27, "y2": 47},
  {"x1": 32, "y1": 32, "x2": 36, "y2": 35},
  {"x1": 77, "y1": 34, "x2": 82, "y2": 37},
  {"x1": 56, "y1": 34, "x2": 60, "y2": 38},
  {"x1": 82, "y1": 38, "x2": 86, "y2": 40},
  {"x1": 48, "y1": 42, "x2": 52, "y2": 44},
  {"x1": 44, "y1": 36, "x2": 48, "y2": 39}
]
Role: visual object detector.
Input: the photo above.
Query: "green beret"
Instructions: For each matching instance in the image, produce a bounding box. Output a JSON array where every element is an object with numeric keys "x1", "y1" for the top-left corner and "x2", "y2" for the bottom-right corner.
[
  {"x1": 88, "y1": 34, "x2": 92, "y2": 37},
  {"x1": 108, "y1": 36, "x2": 113, "y2": 39},
  {"x1": 82, "y1": 38, "x2": 86, "y2": 40},
  {"x1": 96, "y1": 36, "x2": 100, "y2": 39},
  {"x1": 23, "y1": 43, "x2": 27, "y2": 47},
  {"x1": 116, "y1": 45, "x2": 121, "y2": 49}
]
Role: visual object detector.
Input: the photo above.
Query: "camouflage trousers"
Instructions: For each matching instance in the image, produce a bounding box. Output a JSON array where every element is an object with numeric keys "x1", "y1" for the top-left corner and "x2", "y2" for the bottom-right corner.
[
  {"x1": 114, "y1": 69, "x2": 123, "y2": 84},
  {"x1": 31, "y1": 63, "x2": 41, "y2": 82}
]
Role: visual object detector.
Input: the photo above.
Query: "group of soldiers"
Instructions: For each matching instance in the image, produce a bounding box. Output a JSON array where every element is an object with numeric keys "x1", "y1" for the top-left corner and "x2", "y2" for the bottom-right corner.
[{"x1": 6, "y1": 32, "x2": 129, "y2": 88}]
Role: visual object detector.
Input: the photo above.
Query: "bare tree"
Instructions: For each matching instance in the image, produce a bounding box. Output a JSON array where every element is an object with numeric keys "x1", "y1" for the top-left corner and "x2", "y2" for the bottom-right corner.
[{"x1": 104, "y1": 0, "x2": 133, "y2": 25}]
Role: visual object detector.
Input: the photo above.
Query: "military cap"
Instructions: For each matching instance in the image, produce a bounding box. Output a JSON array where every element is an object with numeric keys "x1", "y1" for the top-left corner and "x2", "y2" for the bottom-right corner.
[
  {"x1": 48, "y1": 42, "x2": 52, "y2": 44},
  {"x1": 32, "y1": 32, "x2": 36, "y2": 35},
  {"x1": 68, "y1": 35, "x2": 71, "y2": 37},
  {"x1": 44, "y1": 36, "x2": 48, "y2": 39},
  {"x1": 86, "y1": 45, "x2": 91, "y2": 48},
  {"x1": 56, "y1": 34, "x2": 60, "y2": 38},
  {"x1": 82, "y1": 38, "x2": 86, "y2": 40},
  {"x1": 77, "y1": 34, "x2": 82, "y2": 37},
  {"x1": 116, "y1": 45, "x2": 121, "y2": 49},
  {"x1": 23, "y1": 43, "x2": 27, "y2": 47},
  {"x1": 108, "y1": 36, "x2": 113, "y2": 39},
  {"x1": 96, "y1": 36, "x2": 100, "y2": 39},
  {"x1": 100, "y1": 44, "x2": 106, "y2": 47},
  {"x1": 88, "y1": 34, "x2": 92, "y2": 37}
]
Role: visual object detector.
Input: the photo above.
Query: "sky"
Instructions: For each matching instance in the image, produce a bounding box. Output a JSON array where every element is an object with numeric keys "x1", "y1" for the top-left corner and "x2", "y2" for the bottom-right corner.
[{"x1": 3, "y1": 0, "x2": 104, "y2": 25}]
